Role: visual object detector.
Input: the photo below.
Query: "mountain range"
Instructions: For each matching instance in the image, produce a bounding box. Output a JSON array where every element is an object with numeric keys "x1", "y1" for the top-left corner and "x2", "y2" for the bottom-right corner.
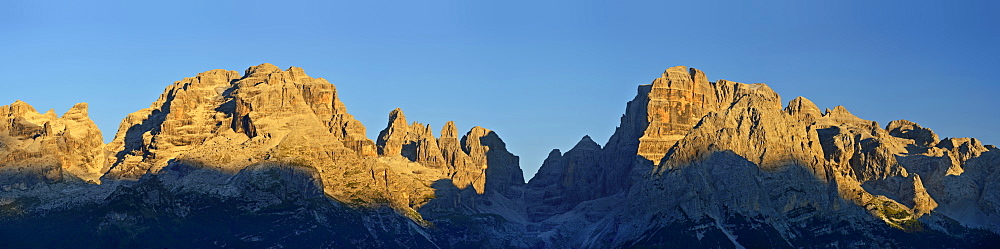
[{"x1": 0, "y1": 63, "x2": 997, "y2": 248}]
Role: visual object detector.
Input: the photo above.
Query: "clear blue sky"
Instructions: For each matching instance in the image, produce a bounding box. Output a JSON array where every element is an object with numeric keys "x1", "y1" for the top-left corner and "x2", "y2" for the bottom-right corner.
[{"x1": 2, "y1": 1, "x2": 998, "y2": 180}]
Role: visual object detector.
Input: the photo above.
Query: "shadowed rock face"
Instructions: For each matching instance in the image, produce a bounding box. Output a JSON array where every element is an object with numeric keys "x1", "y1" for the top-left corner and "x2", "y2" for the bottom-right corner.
[
  {"x1": 1, "y1": 64, "x2": 998, "y2": 248},
  {"x1": 525, "y1": 136, "x2": 602, "y2": 220}
]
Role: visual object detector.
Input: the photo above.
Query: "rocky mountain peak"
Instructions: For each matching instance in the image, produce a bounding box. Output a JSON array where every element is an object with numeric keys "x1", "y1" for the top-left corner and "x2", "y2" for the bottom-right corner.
[
  {"x1": 547, "y1": 149, "x2": 562, "y2": 157},
  {"x1": 7, "y1": 100, "x2": 38, "y2": 117},
  {"x1": 825, "y1": 105, "x2": 855, "y2": 118},
  {"x1": 657, "y1": 66, "x2": 689, "y2": 81},
  {"x1": 462, "y1": 126, "x2": 492, "y2": 155},
  {"x1": 286, "y1": 66, "x2": 310, "y2": 79},
  {"x1": 388, "y1": 108, "x2": 407, "y2": 126},
  {"x1": 61, "y1": 102, "x2": 90, "y2": 121},
  {"x1": 785, "y1": 96, "x2": 822, "y2": 118},
  {"x1": 639, "y1": 66, "x2": 720, "y2": 163},
  {"x1": 104, "y1": 64, "x2": 374, "y2": 180},
  {"x1": 440, "y1": 121, "x2": 458, "y2": 139},
  {"x1": 4, "y1": 64, "x2": 999, "y2": 248},
  {"x1": 571, "y1": 135, "x2": 601, "y2": 151},
  {"x1": 0, "y1": 100, "x2": 106, "y2": 187},
  {"x1": 243, "y1": 62, "x2": 284, "y2": 77},
  {"x1": 376, "y1": 108, "x2": 410, "y2": 157},
  {"x1": 886, "y1": 119, "x2": 939, "y2": 147},
  {"x1": 461, "y1": 126, "x2": 524, "y2": 197}
]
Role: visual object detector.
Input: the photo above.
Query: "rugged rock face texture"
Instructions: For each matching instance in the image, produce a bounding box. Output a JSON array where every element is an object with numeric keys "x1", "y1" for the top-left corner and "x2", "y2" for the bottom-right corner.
[
  {"x1": 525, "y1": 67, "x2": 1000, "y2": 248},
  {"x1": 376, "y1": 108, "x2": 446, "y2": 168},
  {"x1": 438, "y1": 121, "x2": 483, "y2": 192},
  {"x1": 638, "y1": 66, "x2": 719, "y2": 163},
  {"x1": 887, "y1": 119, "x2": 940, "y2": 147},
  {"x1": 526, "y1": 136, "x2": 602, "y2": 220},
  {"x1": 0, "y1": 101, "x2": 106, "y2": 189},
  {"x1": 462, "y1": 126, "x2": 525, "y2": 199},
  {"x1": 101, "y1": 64, "x2": 526, "y2": 222},
  {"x1": 1, "y1": 64, "x2": 997, "y2": 248},
  {"x1": 104, "y1": 65, "x2": 376, "y2": 180}
]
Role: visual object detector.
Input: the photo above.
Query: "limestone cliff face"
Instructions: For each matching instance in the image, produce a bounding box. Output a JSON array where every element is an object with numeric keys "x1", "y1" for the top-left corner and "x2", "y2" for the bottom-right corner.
[
  {"x1": 0, "y1": 101, "x2": 106, "y2": 189},
  {"x1": 639, "y1": 66, "x2": 715, "y2": 163}
]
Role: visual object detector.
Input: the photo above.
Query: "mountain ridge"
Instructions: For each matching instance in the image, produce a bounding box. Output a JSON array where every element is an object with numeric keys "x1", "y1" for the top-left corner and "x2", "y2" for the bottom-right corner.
[{"x1": 0, "y1": 63, "x2": 997, "y2": 248}]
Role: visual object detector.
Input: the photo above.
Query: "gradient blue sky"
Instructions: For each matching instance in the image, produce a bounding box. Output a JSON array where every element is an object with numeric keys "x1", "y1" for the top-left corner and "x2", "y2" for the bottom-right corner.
[{"x1": 2, "y1": 1, "x2": 998, "y2": 180}]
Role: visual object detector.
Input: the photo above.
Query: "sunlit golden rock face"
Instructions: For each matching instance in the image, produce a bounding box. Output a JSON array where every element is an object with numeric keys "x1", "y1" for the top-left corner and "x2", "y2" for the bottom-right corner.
[
  {"x1": 639, "y1": 70, "x2": 994, "y2": 230},
  {"x1": 0, "y1": 101, "x2": 106, "y2": 188},
  {"x1": 638, "y1": 66, "x2": 746, "y2": 164},
  {"x1": 436, "y1": 121, "x2": 471, "y2": 187},
  {"x1": 95, "y1": 63, "x2": 525, "y2": 220},
  {"x1": 521, "y1": 66, "x2": 1000, "y2": 235},
  {"x1": 2, "y1": 64, "x2": 998, "y2": 248},
  {"x1": 104, "y1": 64, "x2": 376, "y2": 180}
]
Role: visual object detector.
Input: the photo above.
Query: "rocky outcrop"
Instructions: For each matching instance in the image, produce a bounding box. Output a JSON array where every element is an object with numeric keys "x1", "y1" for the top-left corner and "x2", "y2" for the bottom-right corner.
[
  {"x1": 376, "y1": 108, "x2": 445, "y2": 168},
  {"x1": 0, "y1": 101, "x2": 106, "y2": 189},
  {"x1": 462, "y1": 126, "x2": 525, "y2": 198},
  {"x1": 370, "y1": 107, "x2": 525, "y2": 197},
  {"x1": 887, "y1": 119, "x2": 939, "y2": 147},
  {"x1": 526, "y1": 136, "x2": 602, "y2": 220},
  {"x1": 438, "y1": 121, "x2": 482, "y2": 192}
]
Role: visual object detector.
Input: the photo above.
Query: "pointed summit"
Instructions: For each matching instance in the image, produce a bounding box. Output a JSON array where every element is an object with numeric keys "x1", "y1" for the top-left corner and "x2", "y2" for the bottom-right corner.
[
  {"x1": 388, "y1": 108, "x2": 407, "y2": 126},
  {"x1": 825, "y1": 105, "x2": 857, "y2": 119},
  {"x1": 571, "y1": 135, "x2": 601, "y2": 151},
  {"x1": 61, "y1": 103, "x2": 90, "y2": 121},
  {"x1": 441, "y1": 121, "x2": 458, "y2": 139},
  {"x1": 377, "y1": 108, "x2": 411, "y2": 156}
]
